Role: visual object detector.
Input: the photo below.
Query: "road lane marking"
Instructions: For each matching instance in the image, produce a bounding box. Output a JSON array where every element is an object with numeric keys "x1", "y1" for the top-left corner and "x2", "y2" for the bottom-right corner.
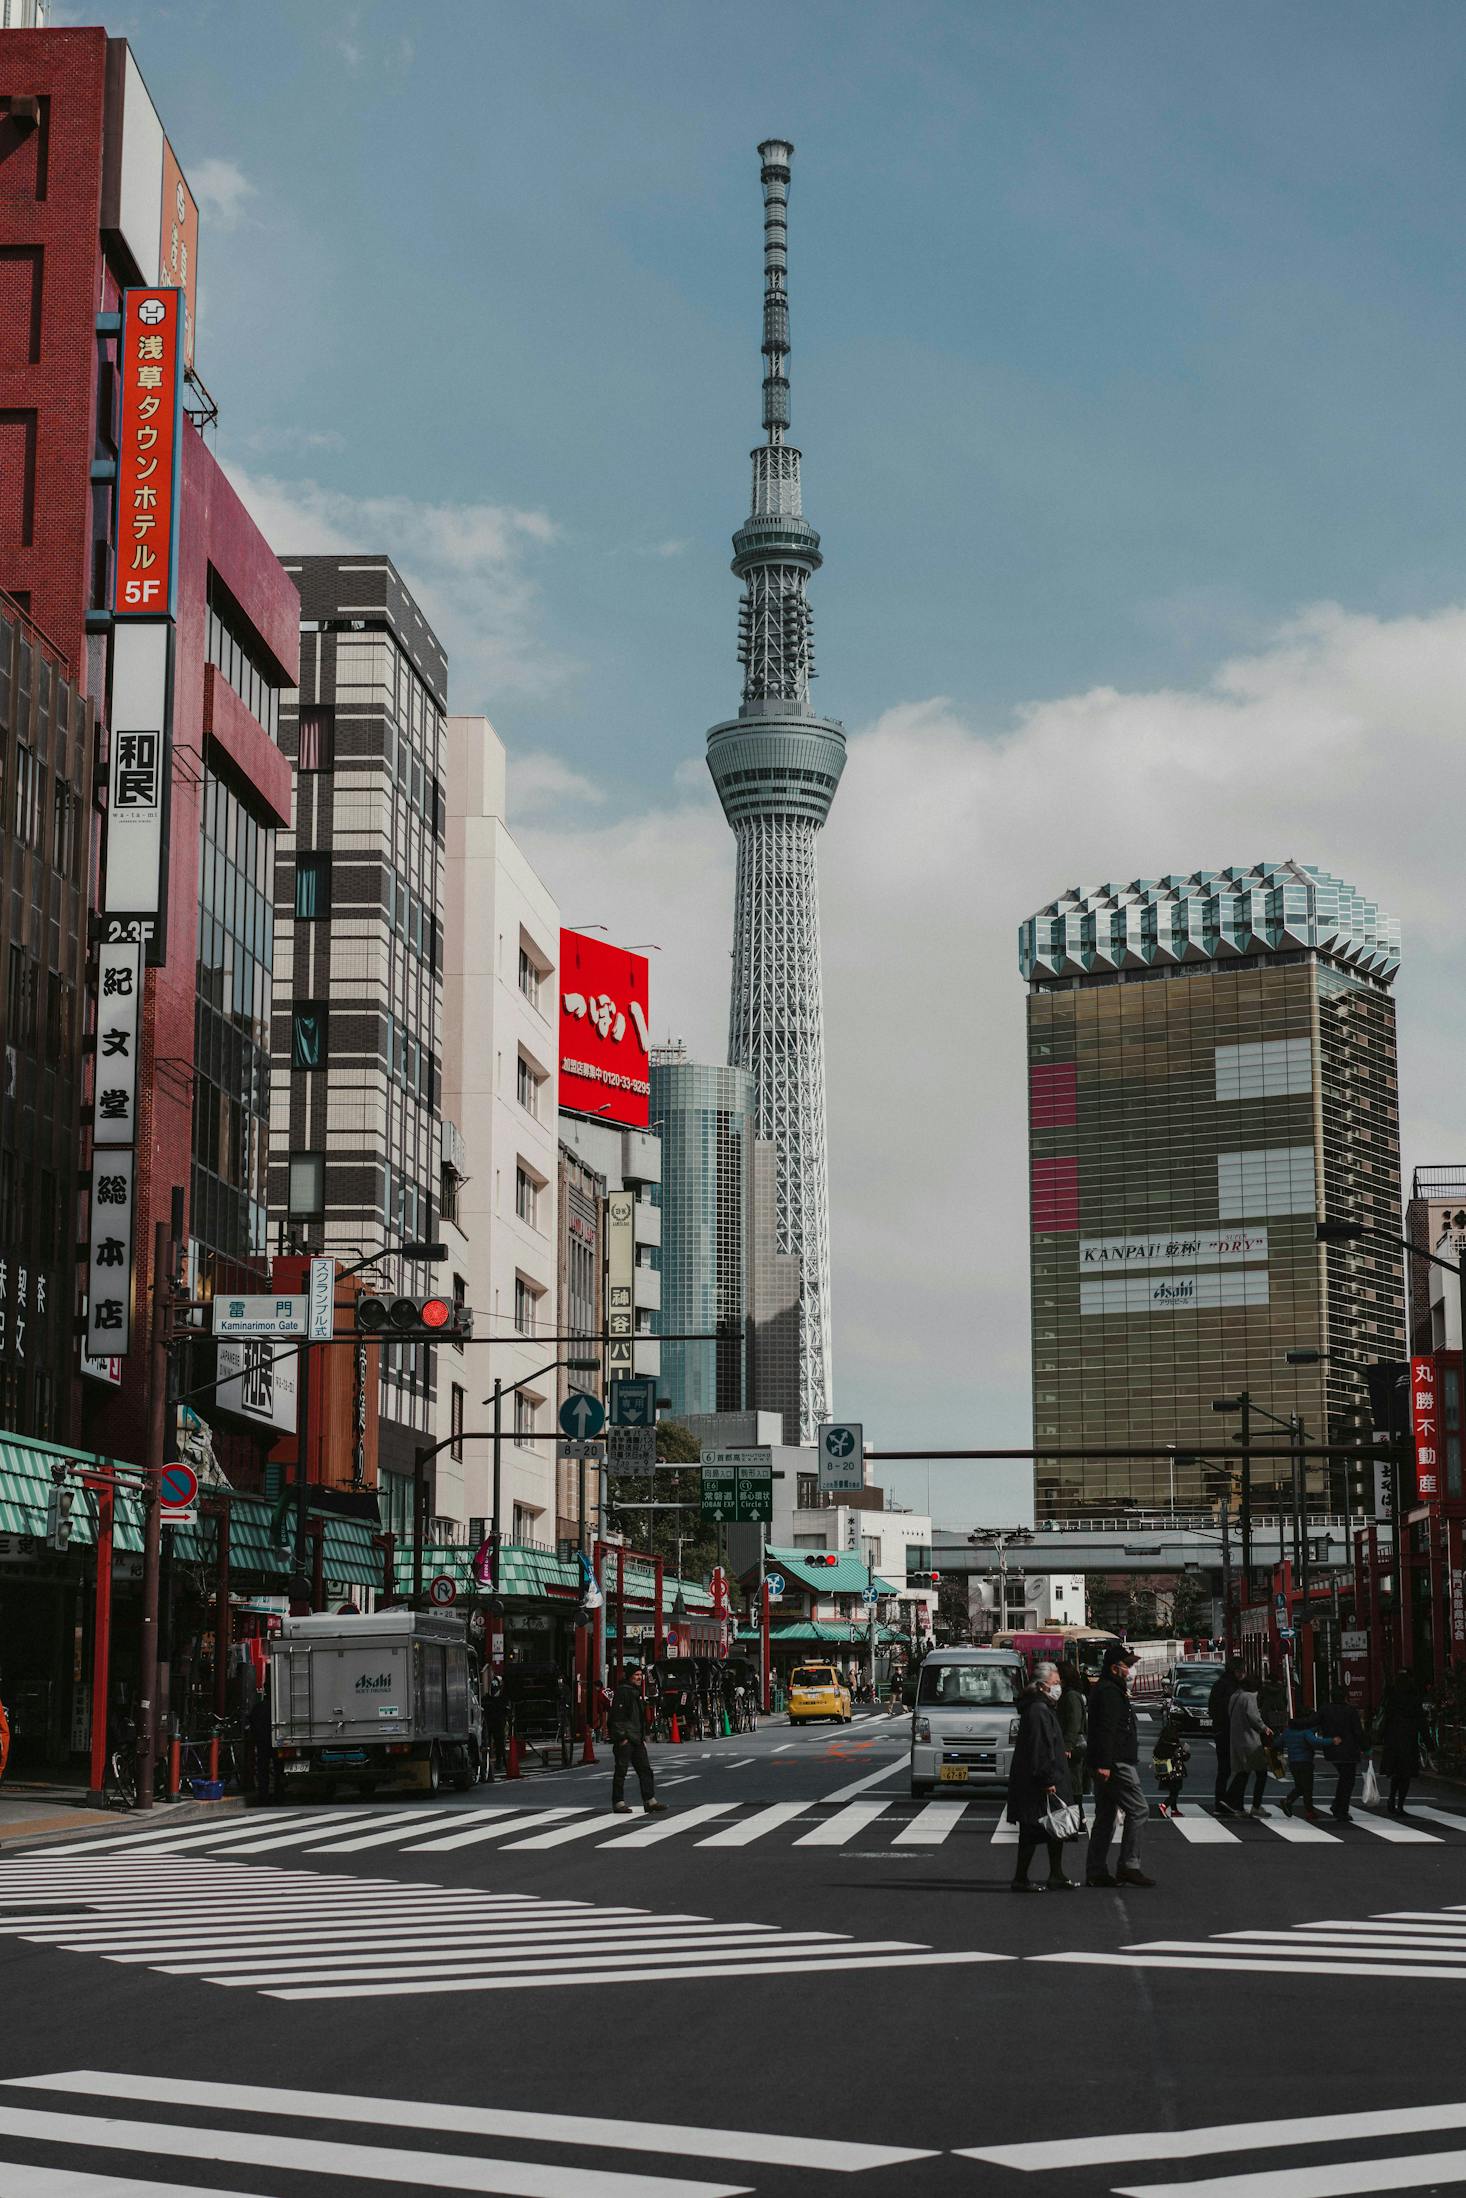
[
  {"x1": 821, "y1": 1755, "x2": 910, "y2": 1804},
  {"x1": 959, "y1": 2097, "x2": 1466, "y2": 2170},
  {"x1": 697, "y1": 1803, "x2": 808, "y2": 1847},
  {"x1": 1031, "y1": 1951, "x2": 1466, "y2": 1980},
  {"x1": 1116, "y1": 2148, "x2": 1466, "y2": 2197},
  {"x1": 406, "y1": 1810, "x2": 574, "y2": 1851},
  {"x1": 1350, "y1": 1809, "x2": 1438, "y2": 1844},
  {"x1": 1168, "y1": 1813, "x2": 1238, "y2": 1843},
  {"x1": 20, "y1": 2069, "x2": 938, "y2": 2173},
  {"x1": 211, "y1": 1934, "x2": 856, "y2": 1988},
  {"x1": 794, "y1": 1802, "x2": 890, "y2": 1847},
  {"x1": 0, "y1": 2101, "x2": 743, "y2": 2198},
  {"x1": 1256, "y1": 1812, "x2": 1337, "y2": 1844},
  {"x1": 304, "y1": 1809, "x2": 475, "y2": 1852},
  {"x1": 267, "y1": 1948, "x2": 1009, "y2": 2000},
  {"x1": 500, "y1": 1814, "x2": 624, "y2": 1851},
  {"x1": 989, "y1": 1816, "x2": 1018, "y2": 1843},
  {"x1": 899, "y1": 1802, "x2": 967, "y2": 1845},
  {"x1": 602, "y1": 1805, "x2": 735, "y2": 1847}
]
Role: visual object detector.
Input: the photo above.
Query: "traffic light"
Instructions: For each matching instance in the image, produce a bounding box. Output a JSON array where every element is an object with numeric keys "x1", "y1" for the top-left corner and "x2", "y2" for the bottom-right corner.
[
  {"x1": 45, "y1": 1475, "x2": 74, "y2": 1551},
  {"x1": 805, "y1": 1552, "x2": 839, "y2": 1568},
  {"x1": 355, "y1": 1294, "x2": 471, "y2": 1338},
  {"x1": 907, "y1": 1571, "x2": 940, "y2": 1590}
]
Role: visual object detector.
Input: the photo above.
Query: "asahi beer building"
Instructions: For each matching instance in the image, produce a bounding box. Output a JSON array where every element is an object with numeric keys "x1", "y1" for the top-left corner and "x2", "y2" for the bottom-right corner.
[{"x1": 1020, "y1": 863, "x2": 1404, "y2": 1521}]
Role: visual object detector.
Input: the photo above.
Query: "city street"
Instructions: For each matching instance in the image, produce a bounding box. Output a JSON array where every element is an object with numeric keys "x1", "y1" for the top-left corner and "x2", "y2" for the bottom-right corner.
[{"x1": 2, "y1": 1710, "x2": 1466, "y2": 2195}]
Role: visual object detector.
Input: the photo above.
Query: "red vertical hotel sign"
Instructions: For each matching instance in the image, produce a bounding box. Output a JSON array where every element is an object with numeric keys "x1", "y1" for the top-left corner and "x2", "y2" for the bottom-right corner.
[
  {"x1": 112, "y1": 288, "x2": 184, "y2": 618},
  {"x1": 1410, "y1": 1354, "x2": 1439, "y2": 1502}
]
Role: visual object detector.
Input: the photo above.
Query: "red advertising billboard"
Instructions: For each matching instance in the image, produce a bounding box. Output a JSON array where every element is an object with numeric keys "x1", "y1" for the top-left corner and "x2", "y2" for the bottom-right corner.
[
  {"x1": 1410, "y1": 1353, "x2": 1440, "y2": 1503},
  {"x1": 559, "y1": 930, "x2": 650, "y2": 1128},
  {"x1": 113, "y1": 288, "x2": 184, "y2": 618}
]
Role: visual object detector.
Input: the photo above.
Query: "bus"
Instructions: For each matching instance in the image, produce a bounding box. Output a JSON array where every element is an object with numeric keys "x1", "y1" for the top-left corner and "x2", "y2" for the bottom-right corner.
[{"x1": 990, "y1": 1626, "x2": 1121, "y2": 1684}]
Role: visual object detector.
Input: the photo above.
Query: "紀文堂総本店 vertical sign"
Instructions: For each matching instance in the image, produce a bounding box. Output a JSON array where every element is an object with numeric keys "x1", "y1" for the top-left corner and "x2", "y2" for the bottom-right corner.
[
  {"x1": 91, "y1": 941, "x2": 141, "y2": 1147},
  {"x1": 85, "y1": 1150, "x2": 136, "y2": 1357},
  {"x1": 606, "y1": 1192, "x2": 635, "y2": 1378},
  {"x1": 112, "y1": 289, "x2": 184, "y2": 620},
  {"x1": 1411, "y1": 1354, "x2": 1439, "y2": 1503}
]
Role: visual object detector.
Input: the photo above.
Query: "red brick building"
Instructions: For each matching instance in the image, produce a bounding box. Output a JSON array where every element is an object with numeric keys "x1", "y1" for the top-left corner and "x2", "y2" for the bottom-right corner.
[{"x1": 1, "y1": 29, "x2": 299, "y2": 1474}]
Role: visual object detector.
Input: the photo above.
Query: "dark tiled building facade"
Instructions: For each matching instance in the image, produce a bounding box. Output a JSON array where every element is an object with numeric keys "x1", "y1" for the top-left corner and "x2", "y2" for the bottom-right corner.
[
  {"x1": 271, "y1": 556, "x2": 446, "y2": 1494},
  {"x1": 1021, "y1": 864, "x2": 1404, "y2": 1521},
  {"x1": 0, "y1": 603, "x2": 88, "y2": 1438}
]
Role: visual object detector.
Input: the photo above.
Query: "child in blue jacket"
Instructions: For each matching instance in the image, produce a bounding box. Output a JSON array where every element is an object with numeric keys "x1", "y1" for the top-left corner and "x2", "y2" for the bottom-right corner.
[{"x1": 1280, "y1": 1710, "x2": 1338, "y2": 1820}]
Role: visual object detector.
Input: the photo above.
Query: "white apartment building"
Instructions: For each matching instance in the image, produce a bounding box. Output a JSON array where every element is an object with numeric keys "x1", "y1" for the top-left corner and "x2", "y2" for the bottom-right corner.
[{"x1": 432, "y1": 717, "x2": 560, "y2": 1548}]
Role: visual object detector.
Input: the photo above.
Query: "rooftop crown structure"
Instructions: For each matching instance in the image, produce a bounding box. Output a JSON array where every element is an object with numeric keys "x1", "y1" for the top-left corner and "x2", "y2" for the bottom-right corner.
[{"x1": 706, "y1": 139, "x2": 846, "y2": 1440}]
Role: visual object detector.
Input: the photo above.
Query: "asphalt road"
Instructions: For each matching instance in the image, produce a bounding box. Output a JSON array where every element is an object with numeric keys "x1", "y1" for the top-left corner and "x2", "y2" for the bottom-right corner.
[{"x1": 2, "y1": 1706, "x2": 1465, "y2": 2197}]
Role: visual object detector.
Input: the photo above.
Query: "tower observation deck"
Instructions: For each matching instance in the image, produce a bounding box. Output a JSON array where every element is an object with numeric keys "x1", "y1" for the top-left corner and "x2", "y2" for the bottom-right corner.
[{"x1": 706, "y1": 138, "x2": 845, "y2": 1440}]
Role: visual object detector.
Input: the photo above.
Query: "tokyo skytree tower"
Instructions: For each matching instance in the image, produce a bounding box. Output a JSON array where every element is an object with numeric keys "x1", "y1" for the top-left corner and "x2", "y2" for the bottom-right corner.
[{"x1": 706, "y1": 139, "x2": 846, "y2": 1440}]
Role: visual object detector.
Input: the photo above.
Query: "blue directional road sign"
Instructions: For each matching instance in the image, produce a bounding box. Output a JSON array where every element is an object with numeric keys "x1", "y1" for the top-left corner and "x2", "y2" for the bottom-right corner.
[
  {"x1": 610, "y1": 1376, "x2": 656, "y2": 1429},
  {"x1": 764, "y1": 1571, "x2": 786, "y2": 1598},
  {"x1": 861, "y1": 1584, "x2": 879, "y2": 1606},
  {"x1": 559, "y1": 1390, "x2": 606, "y2": 1440}
]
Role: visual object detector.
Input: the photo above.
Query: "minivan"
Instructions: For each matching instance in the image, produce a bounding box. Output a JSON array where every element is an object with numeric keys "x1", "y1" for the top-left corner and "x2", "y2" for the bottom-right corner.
[{"x1": 908, "y1": 1647, "x2": 1026, "y2": 1796}]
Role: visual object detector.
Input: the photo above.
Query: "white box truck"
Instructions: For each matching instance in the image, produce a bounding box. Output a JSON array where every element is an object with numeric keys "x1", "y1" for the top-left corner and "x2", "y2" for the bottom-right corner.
[{"x1": 269, "y1": 1609, "x2": 484, "y2": 1798}]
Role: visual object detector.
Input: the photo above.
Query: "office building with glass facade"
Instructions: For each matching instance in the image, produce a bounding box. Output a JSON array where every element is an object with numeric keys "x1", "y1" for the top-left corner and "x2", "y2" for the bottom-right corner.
[{"x1": 1020, "y1": 863, "x2": 1404, "y2": 1521}]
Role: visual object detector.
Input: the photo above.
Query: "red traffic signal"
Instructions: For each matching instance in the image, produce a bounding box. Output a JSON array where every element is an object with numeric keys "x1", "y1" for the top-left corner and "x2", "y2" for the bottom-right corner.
[
  {"x1": 356, "y1": 1294, "x2": 462, "y2": 1335},
  {"x1": 806, "y1": 1552, "x2": 839, "y2": 1568}
]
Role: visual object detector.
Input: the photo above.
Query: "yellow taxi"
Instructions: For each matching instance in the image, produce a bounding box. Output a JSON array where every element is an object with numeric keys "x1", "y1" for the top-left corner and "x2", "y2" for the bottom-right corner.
[{"x1": 786, "y1": 1663, "x2": 853, "y2": 1724}]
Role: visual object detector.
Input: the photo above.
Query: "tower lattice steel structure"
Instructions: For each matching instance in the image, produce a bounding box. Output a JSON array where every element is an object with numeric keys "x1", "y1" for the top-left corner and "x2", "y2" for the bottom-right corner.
[{"x1": 706, "y1": 138, "x2": 846, "y2": 1440}]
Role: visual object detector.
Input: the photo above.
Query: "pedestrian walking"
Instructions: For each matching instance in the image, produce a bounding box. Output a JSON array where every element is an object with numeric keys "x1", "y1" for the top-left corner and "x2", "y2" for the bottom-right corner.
[
  {"x1": 483, "y1": 1674, "x2": 509, "y2": 1774},
  {"x1": 1208, "y1": 1658, "x2": 1241, "y2": 1808},
  {"x1": 1316, "y1": 1690, "x2": 1366, "y2": 1822},
  {"x1": 247, "y1": 1673, "x2": 275, "y2": 1807},
  {"x1": 1151, "y1": 1711, "x2": 1190, "y2": 1816},
  {"x1": 609, "y1": 1669, "x2": 667, "y2": 1817},
  {"x1": 1221, "y1": 1671, "x2": 1273, "y2": 1817},
  {"x1": 1379, "y1": 1669, "x2": 1430, "y2": 1817},
  {"x1": 1056, "y1": 1660, "x2": 1089, "y2": 1828},
  {"x1": 1005, "y1": 1661, "x2": 1078, "y2": 1893},
  {"x1": 1279, "y1": 1710, "x2": 1337, "y2": 1819},
  {"x1": 1085, "y1": 1642, "x2": 1153, "y2": 1889}
]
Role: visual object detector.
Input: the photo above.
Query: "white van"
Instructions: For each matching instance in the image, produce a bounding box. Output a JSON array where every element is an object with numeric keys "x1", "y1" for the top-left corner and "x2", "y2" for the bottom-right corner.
[{"x1": 908, "y1": 1647, "x2": 1026, "y2": 1797}]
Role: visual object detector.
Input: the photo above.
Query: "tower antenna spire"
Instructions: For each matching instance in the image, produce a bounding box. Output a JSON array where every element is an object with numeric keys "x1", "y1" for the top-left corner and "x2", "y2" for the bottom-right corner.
[{"x1": 706, "y1": 139, "x2": 846, "y2": 1441}]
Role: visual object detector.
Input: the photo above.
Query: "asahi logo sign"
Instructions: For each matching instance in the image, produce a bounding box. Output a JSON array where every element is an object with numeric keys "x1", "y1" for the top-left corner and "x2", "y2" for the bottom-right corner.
[{"x1": 354, "y1": 1672, "x2": 393, "y2": 1693}]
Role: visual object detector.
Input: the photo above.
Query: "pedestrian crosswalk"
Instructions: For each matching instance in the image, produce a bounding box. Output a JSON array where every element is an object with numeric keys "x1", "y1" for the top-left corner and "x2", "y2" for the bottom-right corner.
[
  {"x1": 962, "y1": 2089, "x2": 1466, "y2": 2193},
  {"x1": 0, "y1": 1854, "x2": 1006, "y2": 2001},
  {"x1": 1032, "y1": 1896, "x2": 1466, "y2": 1985},
  {"x1": 0, "y1": 2067, "x2": 934, "y2": 2193},
  {"x1": 35, "y1": 1795, "x2": 1466, "y2": 1865}
]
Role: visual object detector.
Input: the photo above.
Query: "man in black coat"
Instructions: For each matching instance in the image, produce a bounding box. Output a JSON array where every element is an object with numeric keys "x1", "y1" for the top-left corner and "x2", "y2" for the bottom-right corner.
[
  {"x1": 1005, "y1": 1662, "x2": 1078, "y2": 1892},
  {"x1": 1316, "y1": 1689, "x2": 1366, "y2": 1823},
  {"x1": 1208, "y1": 1658, "x2": 1242, "y2": 1809},
  {"x1": 609, "y1": 1671, "x2": 668, "y2": 1817},
  {"x1": 1086, "y1": 1642, "x2": 1153, "y2": 1888}
]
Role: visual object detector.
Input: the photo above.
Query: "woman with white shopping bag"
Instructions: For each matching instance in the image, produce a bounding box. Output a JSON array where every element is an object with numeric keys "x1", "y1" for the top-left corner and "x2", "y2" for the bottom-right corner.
[{"x1": 1005, "y1": 1660, "x2": 1080, "y2": 1894}]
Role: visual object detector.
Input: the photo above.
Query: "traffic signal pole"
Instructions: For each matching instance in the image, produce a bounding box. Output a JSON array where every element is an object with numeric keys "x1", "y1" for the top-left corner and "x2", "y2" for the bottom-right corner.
[{"x1": 137, "y1": 1219, "x2": 171, "y2": 1811}]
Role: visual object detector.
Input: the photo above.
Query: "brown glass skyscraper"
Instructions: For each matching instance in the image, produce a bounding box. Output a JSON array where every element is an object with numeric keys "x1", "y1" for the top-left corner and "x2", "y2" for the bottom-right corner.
[{"x1": 1020, "y1": 864, "x2": 1404, "y2": 1521}]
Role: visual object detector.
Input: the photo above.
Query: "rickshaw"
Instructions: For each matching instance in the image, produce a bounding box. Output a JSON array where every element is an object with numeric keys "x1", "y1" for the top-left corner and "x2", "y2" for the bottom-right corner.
[
  {"x1": 502, "y1": 1660, "x2": 573, "y2": 1768},
  {"x1": 722, "y1": 1655, "x2": 760, "y2": 1734},
  {"x1": 647, "y1": 1656, "x2": 703, "y2": 1739}
]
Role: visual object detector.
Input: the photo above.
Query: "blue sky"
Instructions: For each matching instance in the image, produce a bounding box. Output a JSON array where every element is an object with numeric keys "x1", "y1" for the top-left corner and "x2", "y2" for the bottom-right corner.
[{"x1": 92, "y1": 1, "x2": 1466, "y2": 1520}]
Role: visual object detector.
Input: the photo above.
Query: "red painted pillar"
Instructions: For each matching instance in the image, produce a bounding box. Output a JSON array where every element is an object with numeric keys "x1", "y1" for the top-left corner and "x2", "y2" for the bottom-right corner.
[
  {"x1": 87, "y1": 1476, "x2": 115, "y2": 1796},
  {"x1": 760, "y1": 1578, "x2": 771, "y2": 1715},
  {"x1": 1366, "y1": 1524, "x2": 1384, "y2": 1710}
]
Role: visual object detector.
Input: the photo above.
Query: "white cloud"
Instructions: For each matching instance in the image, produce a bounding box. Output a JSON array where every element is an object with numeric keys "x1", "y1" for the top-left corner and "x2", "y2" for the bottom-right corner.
[
  {"x1": 519, "y1": 599, "x2": 1466, "y2": 1521},
  {"x1": 246, "y1": 425, "x2": 347, "y2": 456},
  {"x1": 190, "y1": 156, "x2": 256, "y2": 232},
  {"x1": 222, "y1": 465, "x2": 568, "y2": 705},
  {"x1": 510, "y1": 751, "x2": 607, "y2": 819}
]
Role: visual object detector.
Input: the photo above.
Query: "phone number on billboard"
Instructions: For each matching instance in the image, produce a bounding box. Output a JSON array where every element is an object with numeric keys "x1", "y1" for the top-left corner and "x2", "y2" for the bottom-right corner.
[{"x1": 563, "y1": 1059, "x2": 651, "y2": 1096}]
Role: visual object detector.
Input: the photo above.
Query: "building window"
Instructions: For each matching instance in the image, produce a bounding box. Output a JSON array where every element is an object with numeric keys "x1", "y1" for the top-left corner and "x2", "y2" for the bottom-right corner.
[
  {"x1": 450, "y1": 1382, "x2": 465, "y2": 1462},
  {"x1": 288, "y1": 1152, "x2": 325, "y2": 1219},
  {"x1": 294, "y1": 855, "x2": 331, "y2": 921},
  {"x1": 7, "y1": 946, "x2": 36, "y2": 1048},
  {"x1": 512, "y1": 1503, "x2": 537, "y2": 1545},
  {"x1": 292, "y1": 1003, "x2": 328, "y2": 1070},
  {"x1": 797, "y1": 1473, "x2": 818, "y2": 1508},
  {"x1": 440, "y1": 1165, "x2": 460, "y2": 1225},
  {"x1": 516, "y1": 1055, "x2": 544, "y2": 1119},
  {"x1": 513, "y1": 1390, "x2": 538, "y2": 1441},
  {"x1": 296, "y1": 706, "x2": 335, "y2": 771},
  {"x1": 515, "y1": 1166, "x2": 540, "y2": 1227},
  {"x1": 514, "y1": 1276, "x2": 542, "y2": 1335},
  {"x1": 518, "y1": 946, "x2": 543, "y2": 1009},
  {"x1": 12, "y1": 744, "x2": 38, "y2": 845},
  {"x1": 51, "y1": 780, "x2": 76, "y2": 875},
  {"x1": 206, "y1": 571, "x2": 281, "y2": 742}
]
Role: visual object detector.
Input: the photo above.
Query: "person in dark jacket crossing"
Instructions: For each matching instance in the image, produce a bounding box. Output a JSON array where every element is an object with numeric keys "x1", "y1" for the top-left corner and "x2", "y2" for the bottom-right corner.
[
  {"x1": 1085, "y1": 1642, "x2": 1153, "y2": 1888},
  {"x1": 1208, "y1": 1659, "x2": 1241, "y2": 1809},
  {"x1": 609, "y1": 1671, "x2": 667, "y2": 1817},
  {"x1": 1005, "y1": 1662, "x2": 1078, "y2": 1892},
  {"x1": 1317, "y1": 1690, "x2": 1366, "y2": 1823}
]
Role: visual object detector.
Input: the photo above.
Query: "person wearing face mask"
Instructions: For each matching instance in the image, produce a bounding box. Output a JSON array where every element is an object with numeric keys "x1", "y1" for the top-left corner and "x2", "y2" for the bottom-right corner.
[
  {"x1": 1085, "y1": 1642, "x2": 1154, "y2": 1888},
  {"x1": 1004, "y1": 1660, "x2": 1079, "y2": 1892}
]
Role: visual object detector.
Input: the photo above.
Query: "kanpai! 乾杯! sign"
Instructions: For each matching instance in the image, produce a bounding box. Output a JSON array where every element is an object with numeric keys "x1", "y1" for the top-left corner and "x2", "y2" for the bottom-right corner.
[
  {"x1": 112, "y1": 289, "x2": 184, "y2": 618},
  {"x1": 559, "y1": 930, "x2": 651, "y2": 1129}
]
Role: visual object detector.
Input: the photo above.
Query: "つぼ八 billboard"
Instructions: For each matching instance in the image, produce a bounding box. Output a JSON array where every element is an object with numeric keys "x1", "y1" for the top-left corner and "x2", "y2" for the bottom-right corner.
[{"x1": 560, "y1": 930, "x2": 650, "y2": 1128}]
